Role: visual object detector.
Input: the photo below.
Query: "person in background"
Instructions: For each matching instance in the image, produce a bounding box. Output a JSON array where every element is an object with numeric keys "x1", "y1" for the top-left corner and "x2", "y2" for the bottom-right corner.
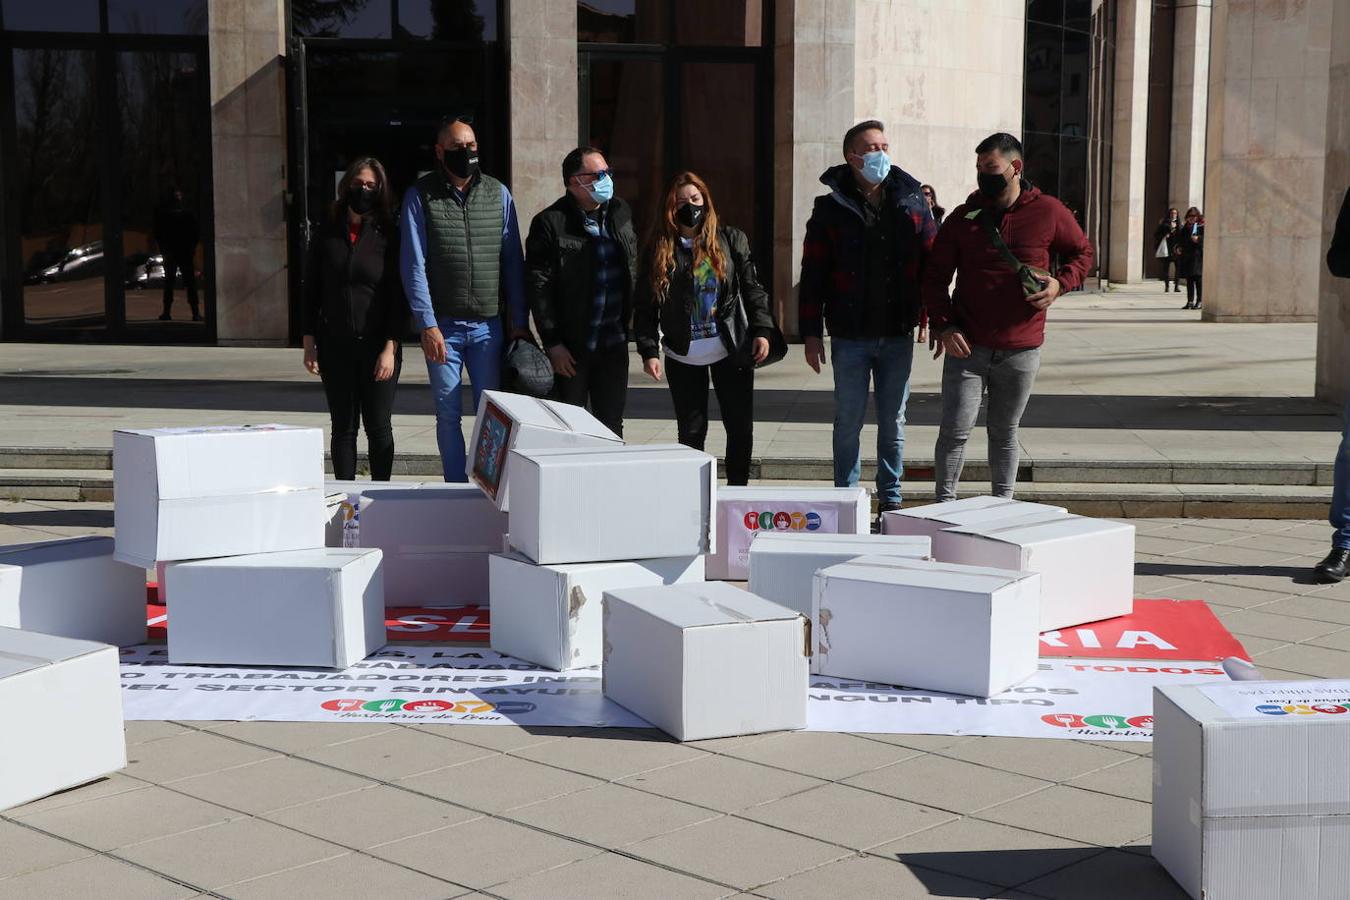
[
  {"x1": 923, "y1": 132, "x2": 1093, "y2": 501},
  {"x1": 922, "y1": 184, "x2": 946, "y2": 228},
  {"x1": 400, "y1": 117, "x2": 529, "y2": 482},
  {"x1": 799, "y1": 120, "x2": 937, "y2": 518},
  {"x1": 1178, "y1": 206, "x2": 1205, "y2": 310},
  {"x1": 634, "y1": 171, "x2": 773, "y2": 486},
  {"x1": 153, "y1": 186, "x2": 201, "y2": 321},
  {"x1": 1154, "y1": 207, "x2": 1181, "y2": 292},
  {"x1": 1314, "y1": 188, "x2": 1350, "y2": 583},
  {"x1": 525, "y1": 146, "x2": 639, "y2": 435},
  {"x1": 302, "y1": 157, "x2": 405, "y2": 481}
]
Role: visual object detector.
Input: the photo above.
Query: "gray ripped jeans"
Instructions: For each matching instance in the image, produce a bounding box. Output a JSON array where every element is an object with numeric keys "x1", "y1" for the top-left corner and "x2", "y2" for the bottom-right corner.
[{"x1": 934, "y1": 344, "x2": 1041, "y2": 501}]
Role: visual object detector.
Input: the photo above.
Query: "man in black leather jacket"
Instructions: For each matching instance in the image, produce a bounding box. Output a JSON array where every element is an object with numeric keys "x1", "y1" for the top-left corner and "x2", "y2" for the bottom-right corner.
[
  {"x1": 1315, "y1": 188, "x2": 1350, "y2": 582},
  {"x1": 524, "y1": 147, "x2": 639, "y2": 436}
]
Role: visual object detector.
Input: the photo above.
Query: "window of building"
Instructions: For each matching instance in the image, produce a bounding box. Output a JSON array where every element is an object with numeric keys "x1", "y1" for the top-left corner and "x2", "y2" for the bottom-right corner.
[{"x1": 291, "y1": 0, "x2": 498, "y2": 41}]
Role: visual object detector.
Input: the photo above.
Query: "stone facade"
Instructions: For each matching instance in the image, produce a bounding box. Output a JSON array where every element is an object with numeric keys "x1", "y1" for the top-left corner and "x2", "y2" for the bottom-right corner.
[
  {"x1": 1108, "y1": 0, "x2": 1151, "y2": 283},
  {"x1": 1169, "y1": 0, "x2": 1210, "y2": 212},
  {"x1": 505, "y1": 0, "x2": 578, "y2": 226}
]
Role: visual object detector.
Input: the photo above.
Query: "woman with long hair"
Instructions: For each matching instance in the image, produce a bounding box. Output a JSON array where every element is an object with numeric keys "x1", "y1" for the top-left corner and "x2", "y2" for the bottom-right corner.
[
  {"x1": 634, "y1": 172, "x2": 775, "y2": 486},
  {"x1": 302, "y1": 156, "x2": 406, "y2": 480},
  {"x1": 921, "y1": 184, "x2": 945, "y2": 227},
  {"x1": 1178, "y1": 206, "x2": 1205, "y2": 310},
  {"x1": 1154, "y1": 206, "x2": 1181, "y2": 291}
]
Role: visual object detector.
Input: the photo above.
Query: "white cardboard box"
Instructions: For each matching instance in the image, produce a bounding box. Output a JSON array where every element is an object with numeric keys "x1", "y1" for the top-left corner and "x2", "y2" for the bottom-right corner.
[
  {"x1": 114, "y1": 425, "x2": 326, "y2": 568},
  {"x1": 357, "y1": 485, "x2": 508, "y2": 607},
  {"x1": 931, "y1": 514, "x2": 1135, "y2": 631},
  {"x1": 467, "y1": 391, "x2": 623, "y2": 511},
  {"x1": 707, "y1": 486, "x2": 870, "y2": 581},
  {"x1": 812, "y1": 556, "x2": 1041, "y2": 697},
  {"x1": 601, "y1": 582, "x2": 808, "y2": 741},
  {"x1": 0, "y1": 627, "x2": 127, "y2": 812},
  {"x1": 489, "y1": 552, "x2": 704, "y2": 670},
  {"x1": 0, "y1": 536, "x2": 147, "y2": 647},
  {"x1": 164, "y1": 548, "x2": 385, "y2": 668},
  {"x1": 1153, "y1": 681, "x2": 1350, "y2": 900},
  {"x1": 747, "y1": 532, "x2": 931, "y2": 618},
  {"x1": 508, "y1": 445, "x2": 715, "y2": 565},
  {"x1": 880, "y1": 496, "x2": 1067, "y2": 540}
]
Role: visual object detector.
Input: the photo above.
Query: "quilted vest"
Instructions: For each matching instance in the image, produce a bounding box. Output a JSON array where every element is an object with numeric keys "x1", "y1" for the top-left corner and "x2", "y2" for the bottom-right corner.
[{"x1": 416, "y1": 171, "x2": 504, "y2": 319}]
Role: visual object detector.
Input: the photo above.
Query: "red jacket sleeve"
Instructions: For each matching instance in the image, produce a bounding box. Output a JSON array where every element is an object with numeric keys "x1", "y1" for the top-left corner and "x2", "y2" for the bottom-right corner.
[
  {"x1": 921, "y1": 215, "x2": 961, "y2": 334},
  {"x1": 797, "y1": 204, "x2": 830, "y2": 340},
  {"x1": 1050, "y1": 201, "x2": 1094, "y2": 291}
]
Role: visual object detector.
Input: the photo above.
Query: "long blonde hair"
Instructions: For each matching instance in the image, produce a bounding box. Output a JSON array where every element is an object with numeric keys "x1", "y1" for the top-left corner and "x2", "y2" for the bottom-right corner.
[{"x1": 647, "y1": 171, "x2": 728, "y2": 303}]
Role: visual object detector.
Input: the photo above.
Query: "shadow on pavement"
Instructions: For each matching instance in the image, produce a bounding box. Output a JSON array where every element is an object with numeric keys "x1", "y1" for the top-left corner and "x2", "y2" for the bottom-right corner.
[
  {"x1": 0, "y1": 508, "x2": 115, "y2": 529},
  {"x1": 1134, "y1": 562, "x2": 1321, "y2": 585}
]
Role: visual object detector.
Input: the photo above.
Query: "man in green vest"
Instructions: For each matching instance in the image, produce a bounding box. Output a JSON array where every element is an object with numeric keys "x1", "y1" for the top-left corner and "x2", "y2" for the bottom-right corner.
[{"x1": 400, "y1": 117, "x2": 529, "y2": 481}]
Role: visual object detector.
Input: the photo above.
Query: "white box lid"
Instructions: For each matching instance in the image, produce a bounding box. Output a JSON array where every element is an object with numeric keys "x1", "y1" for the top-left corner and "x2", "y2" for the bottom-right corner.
[
  {"x1": 0, "y1": 534, "x2": 112, "y2": 565},
  {"x1": 944, "y1": 514, "x2": 1133, "y2": 545},
  {"x1": 169, "y1": 548, "x2": 379, "y2": 570},
  {"x1": 717, "y1": 486, "x2": 869, "y2": 502},
  {"x1": 893, "y1": 496, "x2": 1048, "y2": 521},
  {"x1": 481, "y1": 391, "x2": 620, "y2": 439},
  {"x1": 818, "y1": 555, "x2": 1037, "y2": 593},
  {"x1": 751, "y1": 533, "x2": 929, "y2": 555},
  {"x1": 0, "y1": 627, "x2": 111, "y2": 677},
  {"x1": 607, "y1": 582, "x2": 801, "y2": 629},
  {"x1": 514, "y1": 444, "x2": 711, "y2": 466}
]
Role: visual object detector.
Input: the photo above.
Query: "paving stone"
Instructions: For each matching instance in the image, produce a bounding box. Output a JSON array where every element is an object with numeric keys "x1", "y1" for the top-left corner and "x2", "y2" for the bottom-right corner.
[
  {"x1": 1065, "y1": 757, "x2": 1154, "y2": 803},
  {"x1": 716, "y1": 731, "x2": 921, "y2": 781},
  {"x1": 1309, "y1": 578, "x2": 1350, "y2": 601},
  {"x1": 114, "y1": 818, "x2": 347, "y2": 890},
  {"x1": 204, "y1": 721, "x2": 401, "y2": 754},
  {"x1": 1194, "y1": 567, "x2": 1327, "y2": 596},
  {"x1": 976, "y1": 785, "x2": 1152, "y2": 847},
  {"x1": 124, "y1": 721, "x2": 194, "y2": 745},
  {"x1": 492, "y1": 851, "x2": 733, "y2": 900},
  {"x1": 1225, "y1": 533, "x2": 1337, "y2": 555},
  {"x1": 756, "y1": 853, "x2": 1003, "y2": 900},
  {"x1": 872, "y1": 817, "x2": 1100, "y2": 889},
  {"x1": 396, "y1": 753, "x2": 602, "y2": 814},
  {"x1": 843, "y1": 754, "x2": 1051, "y2": 815},
  {"x1": 1216, "y1": 609, "x2": 1347, "y2": 643},
  {"x1": 0, "y1": 854, "x2": 196, "y2": 900},
  {"x1": 508, "y1": 730, "x2": 707, "y2": 780},
  {"x1": 168, "y1": 756, "x2": 375, "y2": 815},
  {"x1": 1306, "y1": 627, "x2": 1350, "y2": 651},
  {"x1": 626, "y1": 815, "x2": 848, "y2": 891},
  {"x1": 508, "y1": 783, "x2": 721, "y2": 848},
  {"x1": 5, "y1": 773, "x2": 147, "y2": 817},
  {"x1": 300, "y1": 728, "x2": 496, "y2": 780},
  {"x1": 1170, "y1": 543, "x2": 1301, "y2": 567},
  {"x1": 405, "y1": 723, "x2": 571, "y2": 752},
  {"x1": 122, "y1": 731, "x2": 279, "y2": 785},
  {"x1": 851, "y1": 733, "x2": 977, "y2": 752},
  {"x1": 938, "y1": 737, "x2": 1137, "y2": 783},
  {"x1": 1252, "y1": 642, "x2": 1350, "y2": 678},
  {"x1": 1232, "y1": 634, "x2": 1292, "y2": 655},
  {"x1": 224, "y1": 851, "x2": 464, "y2": 899},
  {"x1": 1150, "y1": 581, "x2": 1291, "y2": 609},
  {"x1": 677, "y1": 731, "x2": 780, "y2": 753},
  {"x1": 738, "y1": 783, "x2": 957, "y2": 851},
  {"x1": 617, "y1": 755, "x2": 824, "y2": 813},
  {"x1": 368, "y1": 814, "x2": 602, "y2": 890},
  {"x1": 13, "y1": 785, "x2": 240, "y2": 851},
  {"x1": 264, "y1": 785, "x2": 480, "y2": 849},
  {"x1": 1259, "y1": 594, "x2": 1350, "y2": 625},
  {"x1": 1016, "y1": 848, "x2": 1188, "y2": 899},
  {"x1": 0, "y1": 820, "x2": 92, "y2": 879}
]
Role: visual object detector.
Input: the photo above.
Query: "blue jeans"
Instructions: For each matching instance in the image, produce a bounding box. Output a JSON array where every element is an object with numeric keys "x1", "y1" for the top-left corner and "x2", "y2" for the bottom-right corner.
[
  {"x1": 831, "y1": 335, "x2": 915, "y2": 507},
  {"x1": 425, "y1": 317, "x2": 503, "y2": 482},
  {"x1": 1333, "y1": 387, "x2": 1350, "y2": 549}
]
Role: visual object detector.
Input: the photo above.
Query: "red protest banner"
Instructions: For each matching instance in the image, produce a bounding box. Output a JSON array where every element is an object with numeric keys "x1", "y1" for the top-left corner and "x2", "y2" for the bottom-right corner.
[{"x1": 1038, "y1": 599, "x2": 1248, "y2": 662}]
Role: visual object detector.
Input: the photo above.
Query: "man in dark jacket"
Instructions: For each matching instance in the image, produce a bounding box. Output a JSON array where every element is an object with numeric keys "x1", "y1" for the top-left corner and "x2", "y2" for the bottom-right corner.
[
  {"x1": 799, "y1": 119, "x2": 937, "y2": 515},
  {"x1": 153, "y1": 187, "x2": 201, "y2": 321},
  {"x1": 1315, "y1": 188, "x2": 1350, "y2": 582},
  {"x1": 525, "y1": 146, "x2": 638, "y2": 436},
  {"x1": 923, "y1": 132, "x2": 1093, "y2": 501}
]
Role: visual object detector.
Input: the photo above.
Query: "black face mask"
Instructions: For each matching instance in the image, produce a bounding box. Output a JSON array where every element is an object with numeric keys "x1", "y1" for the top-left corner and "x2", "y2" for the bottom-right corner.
[
  {"x1": 976, "y1": 167, "x2": 1011, "y2": 199},
  {"x1": 442, "y1": 147, "x2": 480, "y2": 180},
  {"x1": 677, "y1": 202, "x2": 705, "y2": 229},
  {"x1": 348, "y1": 185, "x2": 377, "y2": 215}
]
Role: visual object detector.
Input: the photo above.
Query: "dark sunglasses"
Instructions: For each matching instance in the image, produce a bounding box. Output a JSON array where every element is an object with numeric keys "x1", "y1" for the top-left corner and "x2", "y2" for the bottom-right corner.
[{"x1": 572, "y1": 168, "x2": 612, "y2": 182}]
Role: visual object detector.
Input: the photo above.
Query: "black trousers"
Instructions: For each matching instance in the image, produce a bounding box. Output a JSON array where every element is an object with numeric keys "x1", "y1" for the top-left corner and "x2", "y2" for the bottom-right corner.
[
  {"x1": 1186, "y1": 274, "x2": 1203, "y2": 307},
  {"x1": 554, "y1": 343, "x2": 629, "y2": 438},
  {"x1": 318, "y1": 335, "x2": 401, "y2": 480},
  {"x1": 1159, "y1": 257, "x2": 1177, "y2": 288},
  {"x1": 665, "y1": 354, "x2": 754, "y2": 486},
  {"x1": 162, "y1": 253, "x2": 199, "y2": 311}
]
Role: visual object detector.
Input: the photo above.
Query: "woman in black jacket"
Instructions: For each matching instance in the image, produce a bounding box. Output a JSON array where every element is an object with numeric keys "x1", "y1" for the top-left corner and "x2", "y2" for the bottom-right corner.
[
  {"x1": 1154, "y1": 207, "x2": 1181, "y2": 291},
  {"x1": 634, "y1": 171, "x2": 774, "y2": 486},
  {"x1": 1177, "y1": 207, "x2": 1205, "y2": 310},
  {"x1": 302, "y1": 157, "x2": 406, "y2": 480}
]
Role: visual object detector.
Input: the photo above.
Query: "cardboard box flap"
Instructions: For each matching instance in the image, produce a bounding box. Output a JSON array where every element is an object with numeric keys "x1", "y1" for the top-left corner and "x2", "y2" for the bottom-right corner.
[
  {"x1": 820, "y1": 556, "x2": 1036, "y2": 593},
  {"x1": 477, "y1": 392, "x2": 620, "y2": 440},
  {"x1": 514, "y1": 444, "x2": 708, "y2": 466},
  {"x1": 751, "y1": 533, "x2": 931, "y2": 556},
  {"x1": 0, "y1": 627, "x2": 110, "y2": 670},
  {"x1": 895, "y1": 496, "x2": 1058, "y2": 522},
  {"x1": 116, "y1": 425, "x2": 323, "y2": 500},
  {"x1": 608, "y1": 583, "x2": 801, "y2": 629},
  {"x1": 169, "y1": 548, "x2": 379, "y2": 570},
  {"x1": 944, "y1": 514, "x2": 1133, "y2": 545},
  {"x1": 538, "y1": 398, "x2": 622, "y2": 439},
  {"x1": 0, "y1": 534, "x2": 112, "y2": 565}
]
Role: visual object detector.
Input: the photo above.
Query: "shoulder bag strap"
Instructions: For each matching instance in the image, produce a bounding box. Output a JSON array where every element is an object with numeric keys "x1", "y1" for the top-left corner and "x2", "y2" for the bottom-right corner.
[{"x1": 966, "y1": 207, "x2": 1025, "y2": 276}]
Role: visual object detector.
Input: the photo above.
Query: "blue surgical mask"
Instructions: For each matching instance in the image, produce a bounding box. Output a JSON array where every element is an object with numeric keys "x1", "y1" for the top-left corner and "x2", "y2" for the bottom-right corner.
[
  {"x1": 855, "y1": 150, "x2": 890, "y2": 185},
  {"x1": 586, "y1": 172, "x2": 614, "y2": 204}
]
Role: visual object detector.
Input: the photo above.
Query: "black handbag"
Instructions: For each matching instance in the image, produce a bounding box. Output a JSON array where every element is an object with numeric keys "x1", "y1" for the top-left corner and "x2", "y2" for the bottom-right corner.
[
  {"x1": 723, "y1": 253, "x2": 788, "y2": 370},
  {"x1": 500, "y1": 337, "x2": 554, "y2": 398}
]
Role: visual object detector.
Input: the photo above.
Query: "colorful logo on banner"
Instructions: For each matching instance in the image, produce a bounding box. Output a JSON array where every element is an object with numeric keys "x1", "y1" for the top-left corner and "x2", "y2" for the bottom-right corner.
[
  {"x1": 319, "y1": 698, "x2": 538, "y2": 715},
  {"x1": 1041, "y1": 712, "x2": 1154, "y2": 730},
  {"x1": 1254, "y1": 704, "x2": 1350, "y2": 716},
  {"x1": 741, "y1": 510, "x2": 823, "y2": 531}
]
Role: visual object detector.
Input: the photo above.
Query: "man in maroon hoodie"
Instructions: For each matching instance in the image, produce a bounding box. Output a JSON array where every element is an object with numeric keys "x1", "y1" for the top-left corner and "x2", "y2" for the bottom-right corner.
[{"x1": 922, "y1": 133, "x2": 1093, "y2": 501}]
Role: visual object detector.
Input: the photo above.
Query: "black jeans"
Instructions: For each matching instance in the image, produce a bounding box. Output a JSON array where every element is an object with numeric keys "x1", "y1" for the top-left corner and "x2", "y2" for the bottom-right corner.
[
  {"x1": 665, "y1": 354, "x2": 754, "y2": 486},
  {"x1": 554, "y1": 343, "x2": 630, "y2": 438},
  {"x1": 1186, "y1": 274, "x2": 1203, "y2": 307},
  {"x1": 162, "y1": 252, "x2": 199, "y2": 313},
  {"x1": 318, "y1": 335, "x2": 401, "y2": 480},
  {"x1": 1159, "y1": 257, "x2": 1177, "y2": 288}
]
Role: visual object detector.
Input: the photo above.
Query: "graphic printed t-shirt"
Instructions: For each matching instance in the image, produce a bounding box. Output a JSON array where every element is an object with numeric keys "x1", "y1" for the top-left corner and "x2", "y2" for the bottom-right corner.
[{"x1": 665, "y1": 236, "x2": 728, "y2": 366}]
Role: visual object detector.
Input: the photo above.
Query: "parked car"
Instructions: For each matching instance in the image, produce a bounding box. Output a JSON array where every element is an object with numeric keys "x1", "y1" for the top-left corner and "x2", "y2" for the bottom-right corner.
[
  {"x1": 125, "y1": 253, "x2": 186, "y2": 290},
  {"x1": 28, "y1": 241, "x2": 104, "y2": 283}
]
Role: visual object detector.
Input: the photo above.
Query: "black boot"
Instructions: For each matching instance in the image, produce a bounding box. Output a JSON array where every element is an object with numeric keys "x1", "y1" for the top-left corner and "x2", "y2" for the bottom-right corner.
[{"x1": 1314, "y1": 548, "x2": 1350, "y2": 583}]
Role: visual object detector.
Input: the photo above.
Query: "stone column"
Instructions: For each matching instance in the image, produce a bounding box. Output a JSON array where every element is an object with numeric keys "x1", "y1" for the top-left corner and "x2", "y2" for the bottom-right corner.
[
  {"x1": 773, "y1": 0, "x2": 855, "y2": 336},
  {"x1": 1202, "y1": 0, "x2": 1331, "y2": 322},
  {"x1": 505, "y1": 0, "x2": 578, "y2": 225},
  {"x1": 1107, "y1": 0, "x2": 1151, "y2": 283},
  {"x1": 1169, "y1": 0, "x2": 1210, "y2": 212},
  {"x1": 1317, "y1": 2, "x2": 1350, "y2": 405},
  {"x1": 852, "y1": 0, "x2": 1025, "y2": 230},
  {"x1": 207, "y1": 0, "x2": 289, "y2": 344}
]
